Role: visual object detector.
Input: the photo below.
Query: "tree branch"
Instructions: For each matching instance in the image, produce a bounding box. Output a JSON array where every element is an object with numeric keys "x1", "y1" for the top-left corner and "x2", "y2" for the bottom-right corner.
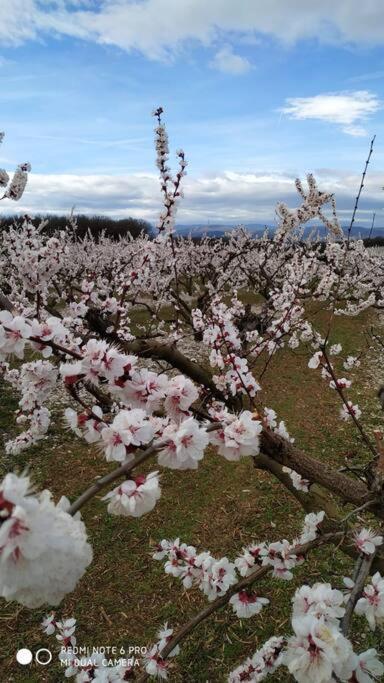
[{"x1": 136, "y1": 531, "x2": 343, "y2": 682}]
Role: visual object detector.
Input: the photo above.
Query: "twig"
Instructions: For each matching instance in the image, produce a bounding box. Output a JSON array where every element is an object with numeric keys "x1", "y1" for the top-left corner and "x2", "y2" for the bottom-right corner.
[
  {"x1": 346, "y1": 135, "x2": 376, "y2": 242},
  {"x1": 341, "y1": 550, "x2": 376, "y2": 635},
  {"x1": 340, "y1": 500, "x2": 377, "y2": 524},
  {"x1": 68, "y1": 423, "x2": 221, "y2": 516}
]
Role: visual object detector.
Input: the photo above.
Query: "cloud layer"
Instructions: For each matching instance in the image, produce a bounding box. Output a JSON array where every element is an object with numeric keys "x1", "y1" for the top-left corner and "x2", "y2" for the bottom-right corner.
[
  {"x1": 2, "y1": 1, "x2": 384, "y2": 60},
  {"x1": 5, "y1": 169, "x2": 383, "y2": 226}
]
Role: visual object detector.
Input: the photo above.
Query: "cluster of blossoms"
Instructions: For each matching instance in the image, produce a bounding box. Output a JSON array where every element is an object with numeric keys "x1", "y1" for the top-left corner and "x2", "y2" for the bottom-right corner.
[
  {"x1": 143, "y1": 623, "x2": 180, "y2": 680},
  {"x1": 230, "y1": 576, "x2": 384, "y2": 682},
  {"x1": 153, "y1": 538, "x2": 239, "y2": 602},
  {"x1": 193, "y1": 298, "x2": 261, "y2": 397},
  {"x1": 208, "y1": 410, "x2": 263, "y2": 461},
  {"x1": 3, "y1": 358, "x2": 58, "y2": 453},
  {"x1": 154, "y1": 511, "x2": 326, "y2": 616},
  {"x1": 0, "y1": 132, "x2": 30, "y2": 200},
  {"x1": 0, "y1": 473, "x2": 92, "y2": 607},
  {"x1": 307, "y1": 342, "x2": 363, "y2": 423},
  {"x1": 355, "y1": 572, "x2": 384, "y2": 630},
  {"x1": 153, "y1": 106, "x2": 187, "y2": 235}
]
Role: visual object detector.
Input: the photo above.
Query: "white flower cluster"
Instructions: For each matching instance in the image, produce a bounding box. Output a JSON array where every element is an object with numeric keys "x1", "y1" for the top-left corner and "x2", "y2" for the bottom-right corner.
[
  {"x1": 235, "y1": 512, "x2": 325, "y2": 584},
  {"x1": 4, "y1": 358, "x2": 58, "y2": 453},
  {"x1": 230, "y1": 576, "x2": 384, "y2": 683},
  {"x1": 0, "y1": 133, "x2": 30, "y2": 201},
  {"x1": 228, "y1": 636, "x2": 285, "y2": 682},
  {"x1": 0, "y1": 473, "x2": 92, "y2": 607},
  {"x1": 144, "y1": 622, "x2": 180, "y2": 680},
  {"x1": 209, "y1": 410, "x2": 263, "y2": 461},
  {"x1": 355, "y1": 572, "x2": 384, "y2": 630},
  {"x1": 153, "y1": 538, "x2": 238, "y2": 602}
]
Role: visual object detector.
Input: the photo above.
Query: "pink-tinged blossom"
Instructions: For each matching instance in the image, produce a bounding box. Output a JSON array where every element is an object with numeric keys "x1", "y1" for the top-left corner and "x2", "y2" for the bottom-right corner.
[
  {"x1": 0, "y1": 473, "x2": 92, "y2": 607},
  {"x1": 308, "y1": 351, "x2": 323, "y2": 369},
  {"x1": 115, "y1": 367, "x2": 167, "y2": 411},
  {"x1": 292, "y1": 583, "x2": 345, "y2": 625},
  {"x1": 64, "y1": 407, "x2": 85, "y2": 437},
  {"x1": 284, "y1": 615, "x2": 355, "y2": 683},
  {"x1": 264, "y1": 407, "x2": 277, "y2": 429},
  {"x1": 229, "y1": 591, "x2": 269, "y2": 619},
  {"x1": 101, "y1": 409, "x2": 154, "y2": 462},
  {"x1": 156, "y1": 622, "x2": 180, "y2": 657},
  {"x1": 355, "y1": 572, "x2": 384, "y2": 630},
  {"x1": 30, "y1": 316, "x2": 67, "y2": 357},
  {"x1": 5, "y1": 163, "x2": 30, "y2": 200},
  {"x1": 81, "y1": 338, "x2": 109, "y2": 384},
  {"x1": 329, "y1": 344, "x2": 342, "y2": 355},
  {"x1": 41, "y1": 612, "x2": 56, "y2": 635},
  {"x1": 103, "y1": 471, "x2": 161, "y2": 518},
  {"x1": 0, "y1": 311, "x2": 30, "y2": 359},
  {"x1": 344, "y1": 355, "x2": 361, "y2": 370},
  {"x1": 282, "y1": 466, "x2": 309, "y2": 492},
  {"x1": 260, "y1": 539, "x2": 303, "y2": 580},
  {"x1": 298, "y1": 511, "x2": 325, "y2": 544},
  {"x1": 143, "y1": 645, "x2": 169, "y2": 679},
  {"x1": 83, "y1": 408, "x2": 104, "y2": 444},
  {"x1": 81, "y1": 339, "x2": 135, "y2": 387},
  {"x1": 60, "y1": 360, "x2": 84, "y2": 385},
  {"x1": 228, "y1": 636, "x2": 285, "y2": 682},
  {"x1": 164, "y1": 375, "x2": 199, "y2": 419},
  {"x1": 158, "y1": 417, "x2": 209, "y2": 470},
  {"x1": 275, "y1": 420, "x2": 295, "y2": 443},
  {"x1": 354, "y1": 528, "x2": 383, "y2": 556},
  {"x1": 200, "y1": 556, "x2": 237, "y2": 601},
  {"x1": 329, "y1": 377, "x2": 351, "y2": 390},
  {"x1": 235, "y1": 543, "x2": 267, "y2": 577},
  {"x1": 210, "y1": 411, "x2": 262, "y2": 461},
  {"x1": 152, "y1": 538, "x2": 174, "y2": 561},
  {"x1": 55, "y1": 617, "x2": 77, "y2": 647},
  {"x1": 351, "y1": 649, "x2": 384, "y2": 683},
  {"x1": 155, "y1": 538, "x2": 211, "y2": 589}
]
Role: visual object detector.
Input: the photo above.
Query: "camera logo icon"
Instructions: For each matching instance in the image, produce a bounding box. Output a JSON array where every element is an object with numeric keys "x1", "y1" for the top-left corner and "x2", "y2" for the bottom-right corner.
[{"x1": 16, "y1": 648, "x2": 52, "y2": 666}]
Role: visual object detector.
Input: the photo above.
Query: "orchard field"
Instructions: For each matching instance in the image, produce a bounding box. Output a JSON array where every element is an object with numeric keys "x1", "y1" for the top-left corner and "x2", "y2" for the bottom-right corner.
[{"x1": 0, "y1": 114, "x2": 384, "y2": 683}]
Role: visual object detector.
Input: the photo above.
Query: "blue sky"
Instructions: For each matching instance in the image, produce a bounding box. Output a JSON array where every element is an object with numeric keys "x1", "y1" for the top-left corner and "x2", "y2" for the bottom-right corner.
[{"x1": 1, "y1": 1, "x2": 384, "y2": 226}]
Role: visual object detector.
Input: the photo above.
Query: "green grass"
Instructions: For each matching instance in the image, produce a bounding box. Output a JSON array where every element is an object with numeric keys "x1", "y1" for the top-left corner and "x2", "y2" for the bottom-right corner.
[{"x1": 0, "y1": 306, "x2": 383, "y2": 681}]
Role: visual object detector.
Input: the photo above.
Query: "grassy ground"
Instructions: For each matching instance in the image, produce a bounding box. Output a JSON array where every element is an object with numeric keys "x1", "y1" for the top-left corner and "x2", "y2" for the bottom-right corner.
[{"x1": 0, "y1": 306, "x2": 383, "y2": 682}]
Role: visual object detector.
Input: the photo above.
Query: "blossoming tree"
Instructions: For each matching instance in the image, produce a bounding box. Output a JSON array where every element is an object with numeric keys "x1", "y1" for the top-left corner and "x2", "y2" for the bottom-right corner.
[{"x1": 1, "y1": 110, "x2": 384, "y2": 681}]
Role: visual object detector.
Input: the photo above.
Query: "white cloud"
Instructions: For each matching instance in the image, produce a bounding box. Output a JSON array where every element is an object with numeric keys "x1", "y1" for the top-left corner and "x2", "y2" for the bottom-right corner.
[
  {"x1": 3, "y1": 168, "x2": 383, "y2": 226},
  {"x1": 281, "y1": 91, "x2": 381, "y2": 136},
  {"x1": 2, "y1": 1, "x2": 384, "y2": 58},
  {"x1": 210, "y1": 46, "x2": 251, "y2": 74},
  {"x1": 342, "y1": 125, "x2": 368, "y2": 137}
]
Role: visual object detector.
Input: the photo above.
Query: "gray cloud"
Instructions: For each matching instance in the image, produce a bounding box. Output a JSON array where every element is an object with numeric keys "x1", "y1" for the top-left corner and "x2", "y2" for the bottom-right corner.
[{"x1": 2, "y1": 169, "x2": 383, "y2": 226}]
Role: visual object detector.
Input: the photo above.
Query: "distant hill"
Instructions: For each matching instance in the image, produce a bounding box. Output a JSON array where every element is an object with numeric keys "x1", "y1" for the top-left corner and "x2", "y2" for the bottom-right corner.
[{"x1": 175, "y1": 223, "x2": 384, "y2": 239}]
